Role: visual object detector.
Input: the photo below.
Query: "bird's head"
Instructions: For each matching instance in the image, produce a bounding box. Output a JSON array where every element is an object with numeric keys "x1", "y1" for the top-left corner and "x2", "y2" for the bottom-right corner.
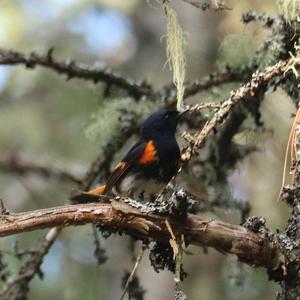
[{"x1": 140, "y1": 109, "x2": 187, "y2": 140}]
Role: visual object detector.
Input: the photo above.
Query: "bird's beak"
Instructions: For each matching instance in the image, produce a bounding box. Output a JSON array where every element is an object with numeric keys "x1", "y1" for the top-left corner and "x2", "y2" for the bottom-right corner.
[{"x1": 177, "y1": 108, "x2": 189, "y2": 120}]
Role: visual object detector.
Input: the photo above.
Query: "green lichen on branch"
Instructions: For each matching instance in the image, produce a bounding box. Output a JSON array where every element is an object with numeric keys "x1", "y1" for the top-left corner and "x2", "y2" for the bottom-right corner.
[{"x1": 85, "y1": 98, "x2": 154, "y2": 148}]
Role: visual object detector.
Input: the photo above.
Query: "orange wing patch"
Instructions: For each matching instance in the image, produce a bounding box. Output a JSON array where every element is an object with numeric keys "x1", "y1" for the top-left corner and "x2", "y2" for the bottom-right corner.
[{"x1": 138, "y1": 140, "x2": 159, "y2": 164}]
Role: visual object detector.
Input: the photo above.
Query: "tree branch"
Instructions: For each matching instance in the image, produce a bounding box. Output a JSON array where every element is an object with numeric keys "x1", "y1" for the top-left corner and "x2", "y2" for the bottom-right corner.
[
  {"x1": 182, "y1": 57, "x2": 300, "y2": 160},
  {"x1": 0, "y1": 200, "x2": 279, "y2": 269},
  {"x1": 159, "y1": 65, "x2": 250, "y2": 107},
  {"x1": 0, "y1": 227, "x2": 61, "y2": 299},
  {"x1": 0, "y1": 48, "x2": 152, "y2": 98},
  {"x1": 0, "y1": 48, "x2": 258, "y2": 106},
  {"x1": 0, "y1": 152, "x2": 81, "y2": 184}
]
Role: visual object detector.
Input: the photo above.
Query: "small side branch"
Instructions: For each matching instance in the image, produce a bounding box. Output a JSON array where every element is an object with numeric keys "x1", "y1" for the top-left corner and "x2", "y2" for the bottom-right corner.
[
  {"x1": 120, "y1": 246, "x2": 146, "y2": 300},
  {"x1": 0, "y1": 227, "x2": 61, "y2": 299}
]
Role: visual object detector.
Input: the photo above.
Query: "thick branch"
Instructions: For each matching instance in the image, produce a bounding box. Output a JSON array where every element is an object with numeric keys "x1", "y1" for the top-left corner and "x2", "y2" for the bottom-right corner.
[
  {"x1": 0, "y1": 201, "x2": 278, "y2": 269},
  {"x1": 0, "y1": 48, "x2": 151, "y2": 98}
]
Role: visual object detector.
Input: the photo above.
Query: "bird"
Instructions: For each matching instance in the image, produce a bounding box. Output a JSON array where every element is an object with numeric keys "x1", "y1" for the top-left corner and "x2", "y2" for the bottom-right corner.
[{"x1": 70, "y1": 108, "x2": 187, "y2": 203}]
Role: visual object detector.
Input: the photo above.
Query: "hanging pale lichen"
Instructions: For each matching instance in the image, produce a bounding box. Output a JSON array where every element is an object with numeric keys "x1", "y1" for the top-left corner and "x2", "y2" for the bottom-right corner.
[
  {"x1": 277, "y1": 0, "x2": 299, "y2": 23},
  {"x1": 164, "y1": 2, "x2": 186, "y2": 112}
]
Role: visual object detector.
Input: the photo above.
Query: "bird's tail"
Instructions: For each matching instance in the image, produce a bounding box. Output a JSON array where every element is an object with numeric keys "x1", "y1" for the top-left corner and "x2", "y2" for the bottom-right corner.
[{"x1": 70, "y1": 185, "x2": 106, "y2": 203}]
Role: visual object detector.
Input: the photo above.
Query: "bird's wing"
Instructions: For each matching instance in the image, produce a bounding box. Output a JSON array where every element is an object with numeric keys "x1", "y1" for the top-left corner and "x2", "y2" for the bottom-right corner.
[
  {"x1": 70, "y1": 140, "x2": 159, "y2": 203},
  {"x1": 105, "y1": 139, "x2": 159, "y2": 192}
]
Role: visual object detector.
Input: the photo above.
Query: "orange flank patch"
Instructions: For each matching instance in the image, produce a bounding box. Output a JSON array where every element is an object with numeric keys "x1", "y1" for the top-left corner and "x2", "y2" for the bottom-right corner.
[
  {"x1": 87, "y1": 184, "x2": 106, "y2": 195},
  {"x1": 115, "y1": 161, "x2": 127, "y2": 170},
  {"x1": 138, "y1": 140, "x2": 159, "y2": 164}
]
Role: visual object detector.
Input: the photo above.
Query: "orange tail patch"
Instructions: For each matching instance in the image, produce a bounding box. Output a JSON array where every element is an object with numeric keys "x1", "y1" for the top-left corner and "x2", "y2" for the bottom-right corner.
[
  {"x1": 70, "y1": 185, "x2": 106, "y2": 203},
  {"x1": 87, "y1": 184, "x2": 106, "y2": 195}
]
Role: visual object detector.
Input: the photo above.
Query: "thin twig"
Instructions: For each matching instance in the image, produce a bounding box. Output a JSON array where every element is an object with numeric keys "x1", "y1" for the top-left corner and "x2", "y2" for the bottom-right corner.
[
  {"x1": 188, "y1": 102, "x2": 222, "y2": 112},
  {"x1": 0, "y1": 227, "x2": 61, "y2": 299},
  {"x1": 174, "y1": 235, "x2": 184, "y2": 284},
  {"x1": 165, "y1": 219, "x2": 176, "y2": 240},
  {"x1": 120, "y1": 246, "x2": 146, "y2": 300}
]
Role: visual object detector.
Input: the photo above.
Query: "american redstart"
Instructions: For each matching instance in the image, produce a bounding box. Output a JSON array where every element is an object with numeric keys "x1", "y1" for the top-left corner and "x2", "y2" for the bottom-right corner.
[{"x1": 71, "y1": 109, "x2": 187, "y2": 203}]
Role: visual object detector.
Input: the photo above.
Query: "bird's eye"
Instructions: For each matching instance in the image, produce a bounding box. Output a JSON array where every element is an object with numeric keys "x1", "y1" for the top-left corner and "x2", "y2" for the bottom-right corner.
[{"x1": 165, "y1": 114, "x2": 169, "y2": 119}]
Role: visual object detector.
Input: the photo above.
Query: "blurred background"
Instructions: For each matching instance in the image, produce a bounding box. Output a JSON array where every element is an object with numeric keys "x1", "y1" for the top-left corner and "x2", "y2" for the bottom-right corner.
[{"x1": 0, "y1": 0, "x2": 295, "y2": 299}]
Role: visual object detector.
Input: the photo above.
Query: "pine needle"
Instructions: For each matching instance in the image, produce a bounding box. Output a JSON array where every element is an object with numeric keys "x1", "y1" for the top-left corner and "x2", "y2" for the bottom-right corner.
[
  {"x1": 277, "y1": 105, "x2": 300, "y2": 200},
  {"x1": 164, "y1": 2, "x2": 186, "y2": 112}
]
